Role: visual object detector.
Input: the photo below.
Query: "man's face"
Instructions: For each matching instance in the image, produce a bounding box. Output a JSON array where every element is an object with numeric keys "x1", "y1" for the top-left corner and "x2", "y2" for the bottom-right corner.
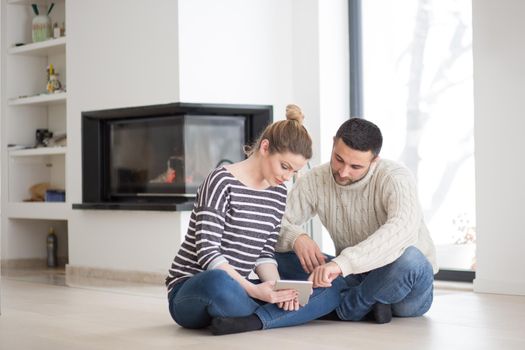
[{"x1": 330, "y1": 138, "x2": 376, "y2": 186}]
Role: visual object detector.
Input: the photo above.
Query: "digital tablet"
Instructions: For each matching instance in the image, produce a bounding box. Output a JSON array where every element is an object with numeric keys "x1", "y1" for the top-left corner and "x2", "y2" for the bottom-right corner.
[{"x1": 274, "y1": 280, "x2": 313, "y2": 306}]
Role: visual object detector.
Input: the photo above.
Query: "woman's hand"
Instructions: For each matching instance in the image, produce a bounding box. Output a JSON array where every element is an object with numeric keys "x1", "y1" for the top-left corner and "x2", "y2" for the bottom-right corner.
[
  {"x1": 247, "y1": 281, "x2": 298, "y2": 304},
  {"x1": 277, "y1": 298, "x2": 300, "y2": 311}
]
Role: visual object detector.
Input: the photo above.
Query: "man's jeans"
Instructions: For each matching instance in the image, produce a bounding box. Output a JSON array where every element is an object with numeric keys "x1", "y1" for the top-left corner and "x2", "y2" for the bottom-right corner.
[
  {"x1": 168, "y1": 269, "x2": 346, "y2": 329},
  {"x1": 276, "y1": 246, "x2": 434, "y2": 320}
]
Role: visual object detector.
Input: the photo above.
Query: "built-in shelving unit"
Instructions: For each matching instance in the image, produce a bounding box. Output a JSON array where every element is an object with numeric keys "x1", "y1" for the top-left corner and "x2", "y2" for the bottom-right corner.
[
  {"x1": 1, "y1": 0, "x2": 69, "y2": 266},
  {"x1": 8, "y1": 91, "x2": 67, "y2": 106},
  {"x1": 7, "y1": 36, "x2": 66, "y2": 56},
  {"x1": 6, "y1": 202, "x2": 70, "y2": 220},
  {"x1": 7, "y1": 0, "x2": 48, "y2": 5},
  {"x1": 8, "y1": 146, "x2": 67, "y2": 157}
]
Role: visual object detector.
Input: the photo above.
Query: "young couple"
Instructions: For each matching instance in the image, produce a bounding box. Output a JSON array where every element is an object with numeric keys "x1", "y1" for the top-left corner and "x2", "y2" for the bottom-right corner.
[{"x1": 166, "y1": 105, "x2": 438, "y2": 335}]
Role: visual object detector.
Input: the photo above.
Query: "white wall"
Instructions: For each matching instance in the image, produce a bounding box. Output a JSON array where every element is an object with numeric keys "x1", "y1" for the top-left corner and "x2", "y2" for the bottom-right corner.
[
  {"x1": 64, "y1": 0, "x2": 350, "y2": 275},
  {"x1": 473, "y1": 0, "x2": 525, "y2": 295},
  {"x1": 67, "y1": 0, "x2": 183, "y2": 274},
  {"x1": 178, "y1": 0, "x2": 294, "y2": 118},
  {"x1": 0, "y1": 0, "x2": 4, "y2": 264}
]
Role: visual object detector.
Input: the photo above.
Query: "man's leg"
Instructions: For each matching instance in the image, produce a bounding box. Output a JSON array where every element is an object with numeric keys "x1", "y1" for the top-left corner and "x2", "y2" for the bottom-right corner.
[
  {"x1": 275, "y1": 252, "x2": 311, "y2": 280},
  {"x1": 275, "y1": 251, "x2": 335, "y2": 280},
  {"x1": 169, "y1": 270, "x2": 260, "y2": 329},
  {"x1": 336, "y1": 246, "x2": 434, "y2": 321}
]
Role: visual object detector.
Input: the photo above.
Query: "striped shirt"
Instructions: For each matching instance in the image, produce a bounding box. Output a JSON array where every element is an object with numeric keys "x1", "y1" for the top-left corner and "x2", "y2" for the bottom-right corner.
[{"x1": 166, "y1": 167, "x2": 288, "y2": 293}]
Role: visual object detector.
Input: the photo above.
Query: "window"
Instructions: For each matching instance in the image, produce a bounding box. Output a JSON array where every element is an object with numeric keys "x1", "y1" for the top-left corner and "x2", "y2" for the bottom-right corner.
[{"x1": 353, "y1": 0, "x2": 475, "y2": 279}]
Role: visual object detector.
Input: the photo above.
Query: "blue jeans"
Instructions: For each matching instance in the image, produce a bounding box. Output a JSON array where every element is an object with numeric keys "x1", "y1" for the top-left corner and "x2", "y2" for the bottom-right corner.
[
  {"x1": 276, "y1": 246, "x2": 434, "y2": 321},
  {"x1": 168, "y1": 269, "x2": 346, "y2": 329}
]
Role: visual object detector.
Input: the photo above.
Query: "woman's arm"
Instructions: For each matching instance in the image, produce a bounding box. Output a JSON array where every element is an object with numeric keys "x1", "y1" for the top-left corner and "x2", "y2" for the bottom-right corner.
[
  {"x1": 215, "y1": 262, "x2": 296, "y2": 304},
  {"x1": 255, "y1": 262, "x2": 300, "y2": 311},
  {"x1": 255, "y1": 262, "x2": 280, "y2": 282}
]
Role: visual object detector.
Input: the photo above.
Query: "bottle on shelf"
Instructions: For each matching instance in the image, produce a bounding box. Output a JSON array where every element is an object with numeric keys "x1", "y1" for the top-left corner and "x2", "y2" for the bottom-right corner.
[{"x1": 47, "y1": 227, "x2": 58, "y2": 267}]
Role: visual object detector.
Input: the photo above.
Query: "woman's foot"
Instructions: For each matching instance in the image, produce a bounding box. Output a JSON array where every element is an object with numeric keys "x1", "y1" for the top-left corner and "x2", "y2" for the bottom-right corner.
[{"x1": 210, "y1": 314, "x2": 263, "y2": 335}]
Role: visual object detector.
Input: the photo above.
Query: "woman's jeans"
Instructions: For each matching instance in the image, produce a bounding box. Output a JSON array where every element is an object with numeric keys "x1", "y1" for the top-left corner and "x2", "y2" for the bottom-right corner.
[
  {"x1": 276, "y1": 246, "x2": 435, "y2": 321},
  {"x1": 168, "y1": 269, "x2": 346, "y2": 329}
]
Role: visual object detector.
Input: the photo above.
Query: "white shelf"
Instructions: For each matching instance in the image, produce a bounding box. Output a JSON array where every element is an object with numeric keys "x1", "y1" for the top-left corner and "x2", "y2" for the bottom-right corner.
[
  {"x1": 6, "y1": 202, "x2": 69, "y2": 220},
  {"x1": 7, "y1": 0, "x2": 47, "y2": 5},
  {"x1": 8, "y1": 37, "x2": 66, "y2": 56},
  {"x1": 8, "y1": 92, "x2": 67, "y2": 106},
  {"x1": 9, "y1": 147, "x2": 67, "y2": 157}
]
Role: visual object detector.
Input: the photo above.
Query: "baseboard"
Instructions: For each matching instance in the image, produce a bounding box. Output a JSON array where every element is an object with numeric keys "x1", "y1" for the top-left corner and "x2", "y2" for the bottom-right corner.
[
  {"x1": 473, "y1": 277, "x2": 525, "y2": 296},
  {"x1": 1, "y1": 257, "x2": 68, "y2": 269},
  {"x1": 65, "y1": 264, "x2": 165, "y2": 285}
]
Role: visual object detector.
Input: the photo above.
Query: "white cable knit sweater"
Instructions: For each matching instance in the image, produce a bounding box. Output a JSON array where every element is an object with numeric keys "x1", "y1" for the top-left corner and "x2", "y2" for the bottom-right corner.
[{"x1": 276, "y1": 159, "x2": 438, "y2": 276}]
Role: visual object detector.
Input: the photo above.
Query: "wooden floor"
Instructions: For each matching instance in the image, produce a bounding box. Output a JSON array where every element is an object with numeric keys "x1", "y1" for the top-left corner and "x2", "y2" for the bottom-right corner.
[{"x1": 1, "y1": 268, "x2": 524, "y2": 350}]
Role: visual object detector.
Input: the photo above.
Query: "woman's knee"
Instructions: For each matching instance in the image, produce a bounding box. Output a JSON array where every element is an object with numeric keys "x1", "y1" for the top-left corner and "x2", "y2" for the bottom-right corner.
[
  {"x1": 170, "y1": 270, "x2": 243, "y2": 328},
  {"x1": 198, "y1": 270, "x2": 243, "y2": 301}
]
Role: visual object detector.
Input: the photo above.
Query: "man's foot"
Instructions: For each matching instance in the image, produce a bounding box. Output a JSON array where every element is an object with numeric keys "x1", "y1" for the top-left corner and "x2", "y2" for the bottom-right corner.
[
  {"x1": 318, "y1": 310, "x2": 341, "y2": 321},
  {"x1": 209, "y1": 314, "x2": 263, "y2": 335},
  {"x1": 368, "y1": 303, "x2": 392, "y2": 324}
]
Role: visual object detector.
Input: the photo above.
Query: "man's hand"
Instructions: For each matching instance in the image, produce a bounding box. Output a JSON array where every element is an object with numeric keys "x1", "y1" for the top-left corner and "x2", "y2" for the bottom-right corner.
[
  {"x1": 308, "y1": 261, "x2": 342, "y2": 288},
  {"x1": 294, "y1": 234, "x2": 326, "y2": 273}
]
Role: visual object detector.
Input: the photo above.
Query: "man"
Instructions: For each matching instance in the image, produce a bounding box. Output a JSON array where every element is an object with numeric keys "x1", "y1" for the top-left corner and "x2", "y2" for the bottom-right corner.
[{"x1": 276, "y1": 117, "x2": 438, "y2": 324}]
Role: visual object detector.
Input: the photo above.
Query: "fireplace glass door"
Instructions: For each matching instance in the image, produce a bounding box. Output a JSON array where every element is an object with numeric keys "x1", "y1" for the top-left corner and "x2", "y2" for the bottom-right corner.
[{"x1": 109, "y1": 115, "x2": 245, "y2": 198}]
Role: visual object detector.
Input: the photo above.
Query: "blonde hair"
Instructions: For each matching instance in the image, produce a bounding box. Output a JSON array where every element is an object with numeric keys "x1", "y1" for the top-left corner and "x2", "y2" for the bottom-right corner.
[{"x1": 245, "y1": 104, "x2": 312, "y2": 159}]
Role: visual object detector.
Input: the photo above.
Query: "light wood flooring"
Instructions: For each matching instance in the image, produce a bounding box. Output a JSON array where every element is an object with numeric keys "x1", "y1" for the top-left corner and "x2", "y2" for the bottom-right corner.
[{"x1": 1, "y1": 268, "x2": 524, "y2": 350}]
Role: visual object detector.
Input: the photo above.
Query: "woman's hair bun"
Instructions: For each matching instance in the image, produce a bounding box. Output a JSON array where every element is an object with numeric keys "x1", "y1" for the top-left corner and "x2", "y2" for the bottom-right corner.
[{"x1": 285, "y1": 104, "x2": 304, "y2": 124}]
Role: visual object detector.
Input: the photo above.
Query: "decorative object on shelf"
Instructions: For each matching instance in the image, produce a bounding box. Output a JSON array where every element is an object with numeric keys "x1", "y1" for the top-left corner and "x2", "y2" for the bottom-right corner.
[
  {"x1": 53, "y1": 22, "x2": 60, "y2": 38},
  {"x1": 35, "y1": 128, "x2": 54, "y2": 147},
  {"x1": 45, "y1": 189, "x2": 66, "y2": 202},
  {"x1": 31, "y1": 3, "x2": 55, "y2": 43},
  {"x1": 24, "y1": 182, "x2": 51, "y2": 202},
  {"x1": 46, "y1": 64, "x2": 62, "y2": 93},
  {"x1": 47, "y1": 133, "x2": 67, "y2": 147},
  {"x1": 47, "y1": 227, "x2": 58, "y2": 268}
]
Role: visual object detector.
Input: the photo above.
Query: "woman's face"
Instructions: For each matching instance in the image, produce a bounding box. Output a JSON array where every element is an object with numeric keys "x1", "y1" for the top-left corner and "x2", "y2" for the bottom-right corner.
[{"x1": 260, "y1": 140, "x2": 308, "y2": 186}]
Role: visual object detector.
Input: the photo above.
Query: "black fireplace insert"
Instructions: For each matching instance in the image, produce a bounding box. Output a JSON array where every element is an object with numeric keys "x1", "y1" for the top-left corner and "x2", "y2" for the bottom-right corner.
[{"x1": 73, "y1": 102, "x2": 272, "y2": 211}]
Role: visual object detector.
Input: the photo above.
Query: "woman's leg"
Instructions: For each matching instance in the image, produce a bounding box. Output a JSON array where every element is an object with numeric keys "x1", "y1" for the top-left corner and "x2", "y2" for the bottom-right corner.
[
  {"x1": 211, "y1": 276, "x2": 348, "y2": 334},
  {"x1": 255, "y1": 276, "x2": 347, "y2": 329},
  {"x1": 169, "y1": 269, "x2": 260, "y2": 329}
]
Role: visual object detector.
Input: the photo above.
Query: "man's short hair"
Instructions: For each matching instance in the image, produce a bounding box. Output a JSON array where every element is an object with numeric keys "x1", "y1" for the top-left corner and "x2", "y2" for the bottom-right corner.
[{"x1": 335, "y1": 118, "x2": 383, "y2": 157}]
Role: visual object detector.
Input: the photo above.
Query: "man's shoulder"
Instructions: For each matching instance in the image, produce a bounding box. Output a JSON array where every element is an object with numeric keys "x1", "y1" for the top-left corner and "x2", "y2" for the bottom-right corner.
[{"x1": 376, "y1": 159, "x2": 414, "y2": 179}]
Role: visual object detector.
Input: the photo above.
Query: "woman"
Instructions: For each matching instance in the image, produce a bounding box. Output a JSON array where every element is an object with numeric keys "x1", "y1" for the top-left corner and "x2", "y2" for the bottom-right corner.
[{"x1": 166, "y1": 105, "x2": 346, "y2": 335}]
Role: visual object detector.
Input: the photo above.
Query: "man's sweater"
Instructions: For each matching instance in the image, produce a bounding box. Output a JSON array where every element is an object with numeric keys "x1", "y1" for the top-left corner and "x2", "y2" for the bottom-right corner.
[{"x1": 276, "y1": 159, "x2": 438, "y2": 276}]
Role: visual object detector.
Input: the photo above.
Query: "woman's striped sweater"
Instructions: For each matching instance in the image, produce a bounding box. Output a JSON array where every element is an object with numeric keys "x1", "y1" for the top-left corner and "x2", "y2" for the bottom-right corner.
[{"x1": 166, "y1": 167, "x2": 288, "y2": 293}]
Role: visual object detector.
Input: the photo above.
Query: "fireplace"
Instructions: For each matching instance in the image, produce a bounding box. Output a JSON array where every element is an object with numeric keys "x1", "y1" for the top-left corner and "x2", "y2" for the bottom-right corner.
[{"x1": 73, "y1": 103, "x2": 272, "y2": 211}]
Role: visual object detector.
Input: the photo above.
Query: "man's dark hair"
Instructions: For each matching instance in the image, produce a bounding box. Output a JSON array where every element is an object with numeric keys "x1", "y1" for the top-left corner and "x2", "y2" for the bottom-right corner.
[{"x1": 335, "y1": 118, "x2": 383, "y2": 157}]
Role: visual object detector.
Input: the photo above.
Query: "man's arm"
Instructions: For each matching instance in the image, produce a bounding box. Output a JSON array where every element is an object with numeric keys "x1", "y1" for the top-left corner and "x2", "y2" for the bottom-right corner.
[
  {"x1": 276, "y1": 171, "x2": 326, "y2": 273},
  {"x1": 275, "y1": 173, "x2": 317, "y2": 252}
]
